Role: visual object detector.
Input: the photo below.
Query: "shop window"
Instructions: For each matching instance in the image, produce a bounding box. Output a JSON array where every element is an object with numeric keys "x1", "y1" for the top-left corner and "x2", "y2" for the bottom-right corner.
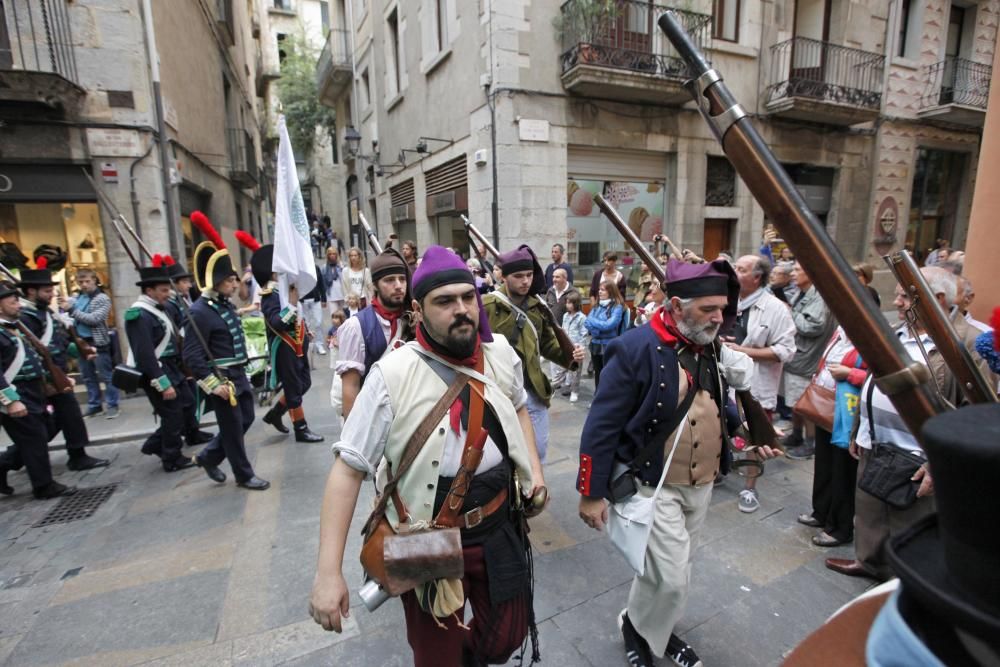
[
  {"x1": 705, "y1": 156, "x2": 736, "y2": 206},
  {"x1": 566, "y1": 178, "x2": 665, "y2": 296}
]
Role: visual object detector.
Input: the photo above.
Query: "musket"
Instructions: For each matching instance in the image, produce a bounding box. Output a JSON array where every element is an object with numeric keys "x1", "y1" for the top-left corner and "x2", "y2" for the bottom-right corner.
[
  {"x1": 885, "y1": 250, "x2": 997, "y2": 405},
  {"x1": 0, "y1": 260, "x2": 98, "y2": 363},
  {"x1": 358, "y1": 212, "x2": 383, "y2": 255},
  {"x1": 658, "y1": 12, "x2": 945, "y2": 442},
  {"x1": 84, "y1": 170, "x2": 233, "y2": 401},
  {"x1": 461, "y1": 215, "x2": 580, "y2": 366},
  {"x1": 595, "y1": 195, "x2": 779, "y2": 455}
]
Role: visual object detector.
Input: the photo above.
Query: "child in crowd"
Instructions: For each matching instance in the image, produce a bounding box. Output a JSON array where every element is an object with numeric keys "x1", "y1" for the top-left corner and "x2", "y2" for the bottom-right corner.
[
  {"x1": 561, "y1": 292, "x2": 587, "y2": 403},
  {"x1": 344, "y1": 295, "x2": 361, "y2": 319},
  {"x1": 327, "y1": 309, "x2": 346, "y2": 370}
]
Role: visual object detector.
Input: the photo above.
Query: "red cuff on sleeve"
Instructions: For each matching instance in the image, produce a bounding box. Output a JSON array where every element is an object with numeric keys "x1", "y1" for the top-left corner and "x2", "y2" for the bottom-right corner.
[{"x1": 577, "y1": 453, "x2": 593, "y2": 496}]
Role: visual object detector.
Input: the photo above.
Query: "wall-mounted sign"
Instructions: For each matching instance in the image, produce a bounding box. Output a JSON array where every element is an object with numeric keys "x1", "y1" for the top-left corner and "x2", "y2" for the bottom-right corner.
[
  {"x1": 100, "y1": 162, "x2": 118, "y2": 183},
  {"x1": 86, "y1": 128, "x2": 143, "y2": 157},
  {"x1": 518, "y1": 119, "x2": 550, "y2": 143},
  {"x1": 427, "y1": 191, "x2": 456, "y2": 216}
]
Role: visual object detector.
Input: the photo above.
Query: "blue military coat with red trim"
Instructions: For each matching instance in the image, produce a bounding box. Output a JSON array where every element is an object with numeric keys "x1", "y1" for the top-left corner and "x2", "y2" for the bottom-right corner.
[{"x1": 577, "y1": 323, "x2": 686, "y2": 499}]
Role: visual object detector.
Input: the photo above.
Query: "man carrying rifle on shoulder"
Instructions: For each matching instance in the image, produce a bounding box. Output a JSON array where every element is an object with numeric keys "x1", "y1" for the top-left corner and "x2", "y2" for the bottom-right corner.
[
  {"x1": 16, "y1": 258, "x2": 109, "y2": 473},
  {"x1": 0, "y1": 281, "x2": 77, "y2": 499},
  {"x1": 483, "y1": 245, "x2": 584, "y2": 463},
  {"x1": 577, "y1": 259, "x2": 781, "y2": 667}
]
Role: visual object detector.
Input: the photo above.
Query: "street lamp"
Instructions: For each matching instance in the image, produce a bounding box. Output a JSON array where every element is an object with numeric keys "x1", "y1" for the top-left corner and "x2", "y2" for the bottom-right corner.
[{"x1": 343, "y1": 125, "x2": 362, "y2": 158}]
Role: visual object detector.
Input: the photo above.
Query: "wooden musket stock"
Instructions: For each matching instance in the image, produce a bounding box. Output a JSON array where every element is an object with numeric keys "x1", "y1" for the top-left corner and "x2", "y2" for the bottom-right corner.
[
  {"x1": 658, "y1": 11, "x2": 945, "y2": 441},
  {"x1": 462, "y1": 216, "x2": 579, "y2": 366},
  {"x1": 886, "y1": 251, "x2": 997, "y2": 405}
]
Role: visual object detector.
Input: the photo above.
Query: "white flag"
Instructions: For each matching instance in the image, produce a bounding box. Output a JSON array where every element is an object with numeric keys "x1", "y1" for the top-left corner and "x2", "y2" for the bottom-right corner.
[{"x1": 273, "y1": 115, "x2": 317, "y2": 307}]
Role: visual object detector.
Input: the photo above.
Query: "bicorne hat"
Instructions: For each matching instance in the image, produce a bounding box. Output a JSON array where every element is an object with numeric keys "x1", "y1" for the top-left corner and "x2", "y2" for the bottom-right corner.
[{"x1": 191, "y1": 211, "x2": 238, "y2": 291}]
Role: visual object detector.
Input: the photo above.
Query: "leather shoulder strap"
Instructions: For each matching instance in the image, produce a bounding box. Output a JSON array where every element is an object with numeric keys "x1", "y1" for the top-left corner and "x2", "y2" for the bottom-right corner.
[{"x1": 362, "y1": 372, "x2": 470, "y2": 535}]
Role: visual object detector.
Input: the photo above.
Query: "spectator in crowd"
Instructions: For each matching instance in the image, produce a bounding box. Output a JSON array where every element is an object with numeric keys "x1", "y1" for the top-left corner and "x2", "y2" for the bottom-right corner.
[
  {"x1": 342, "y1": 246, "x2": 373, "y2": 308},
  {"x1": 301, "y1": 266, "x2": 327, "y2": 357},
  {"x1": 798, "y1": 325, "x2": 869, "y2": 546},
  {"x1": 310, "y1": 220, "x2": 326, "y2": 259},
  {"x1": 546, "y1": 267, "x2": 580, "y2": 392},
  {"x1": 585, "y1": 280, "x2": 626, "y2": 390},
  {"x1": 852, "y1": 262, "x2": 881, "y2": 308},
  {"x1": 329, "y1": 226, "x2": 346, "y2": 256},
  {"x1": 633, "y1": 263, "x2": 654, "y2": 310},
  {"x1": 924, "y1": 238, "x2": 949, "y2": 266},
  {"x1": 726, "y1": 254, "x2": 797, "y2": 513},
  {"x1": 782, "y1": 262, "x2": 835, "y2": 459},
  {"x1": 465, "y1": 257, "x2": 493, "y2": 294},
  {"x1": 401, "y1": 240, "x2": 418, "y2": 273},
  {"x1": 326, "y1": 309, "x2": 346, "y2": 370},
  {"x1": 321, "y1": 248, "x2": 345, "y2": 314},
  {"x1": 561, "y1": 292, "x2": 587, "y2": 403},
  {"x1": 589, "y1": 251, "x2": 627, "y2": 302},
  {"x1": 545, "y1": 243, "x2": 574, "y2": 289},
  {"x1": 61, "y1": 269, "x2": 120, "y2": 419},
  {"x1": 635, "y1": 274, "x2": 667, "y2": 325},
  {"x1": 343, "y1": 294, "x2": 361, "y2": 319},
  {"x1": 768, "y1": 262, "x2": 799, "y2": 305},
  {"x1": 975, "y1": 309, "x2": 999, "y2": 374},
  {"x1": 958, "y1": 277, "x2": 991, "y2": 333}
]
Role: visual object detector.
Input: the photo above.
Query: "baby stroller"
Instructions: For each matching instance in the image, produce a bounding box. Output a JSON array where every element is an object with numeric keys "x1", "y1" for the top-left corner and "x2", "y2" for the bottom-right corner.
[{"x1": 241, "y1": 316, "x2": 273, "y2": 406}]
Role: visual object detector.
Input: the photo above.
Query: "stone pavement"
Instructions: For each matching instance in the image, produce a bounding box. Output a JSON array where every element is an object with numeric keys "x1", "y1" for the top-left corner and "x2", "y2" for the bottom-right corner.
[{"x1": 0, "y1": 363, "x2": 875, "y2": 666}]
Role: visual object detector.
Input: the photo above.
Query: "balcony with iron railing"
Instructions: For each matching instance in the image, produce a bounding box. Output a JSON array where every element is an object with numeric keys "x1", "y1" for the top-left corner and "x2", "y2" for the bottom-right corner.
[
  {"x1": 765, "y1": 37, "x2": 885, "y2": 126},
  {"x1": 0, "y1": 0, "x2": 84, "y2": 114},
  {"x1": 228, "y1": 128, "x2": 258, "y2": 190},
  {"x1": 558, "y1": 0, "x2": 711, "y2": 105},
  {"x1": 317, "y1": 28, "x2": 353, "y2": 107},
  {"x1": 917, "y1": 57, "x2": 991, "y2": 127}
]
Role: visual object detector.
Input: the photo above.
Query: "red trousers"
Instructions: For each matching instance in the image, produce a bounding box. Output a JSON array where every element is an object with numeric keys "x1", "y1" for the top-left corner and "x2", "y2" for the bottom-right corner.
[{"x1": 401, "y1": 545, "x2": 528, "y2": 666}]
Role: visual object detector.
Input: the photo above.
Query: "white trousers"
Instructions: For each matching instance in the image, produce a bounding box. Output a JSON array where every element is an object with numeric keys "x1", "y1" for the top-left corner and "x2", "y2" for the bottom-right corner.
[{"x1": 627, "y1": 482, "x2": 713, "y2": 657}]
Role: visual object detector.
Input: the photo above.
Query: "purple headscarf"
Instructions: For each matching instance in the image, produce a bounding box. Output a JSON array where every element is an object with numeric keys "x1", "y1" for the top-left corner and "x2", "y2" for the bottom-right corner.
[
  {"x1": 412, "y1": 245, "x2": 493, "y2": 342},
  {"x1": 665, "y1": 258, "x2": 740, "y2": 330}
]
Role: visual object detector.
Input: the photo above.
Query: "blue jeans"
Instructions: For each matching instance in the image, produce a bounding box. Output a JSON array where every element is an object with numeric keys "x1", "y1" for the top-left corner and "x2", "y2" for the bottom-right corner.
[
  {"x1": 79, "y1": 343, "x2": 119, "y2": 410},
  {"x1": 525, "y1": 390, "x2": 550, "y2": 463}
]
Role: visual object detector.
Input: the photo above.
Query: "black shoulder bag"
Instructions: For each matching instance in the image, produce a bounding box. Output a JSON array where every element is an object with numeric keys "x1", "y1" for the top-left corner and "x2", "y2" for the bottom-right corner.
[{"x1": 857, "y1": 381, "x2": 925, "y2": 510}]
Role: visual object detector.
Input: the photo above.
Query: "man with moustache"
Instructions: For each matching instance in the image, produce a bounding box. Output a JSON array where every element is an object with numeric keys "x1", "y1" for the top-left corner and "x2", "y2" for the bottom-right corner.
[
  {"x1": 15, "y1": 258, "x2": 109, "y2": 471},
  {"x1": 309, "y1": 246, "x2": 545, "y2": 665},
  {"x1": 332, "y1": 248, "x2": 411, "y2": 419},
  {"x1": 578, "y1": 259, "x2": 780, "y2": 667}
]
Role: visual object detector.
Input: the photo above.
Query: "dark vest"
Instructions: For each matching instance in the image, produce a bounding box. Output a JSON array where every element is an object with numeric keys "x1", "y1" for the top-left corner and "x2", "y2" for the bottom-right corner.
[{"x1": 357, "y1": 306, "x2": 388, "y2": 381}]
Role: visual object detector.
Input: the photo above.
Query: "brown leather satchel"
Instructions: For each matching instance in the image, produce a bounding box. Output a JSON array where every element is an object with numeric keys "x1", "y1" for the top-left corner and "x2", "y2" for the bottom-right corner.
[
  {"x1": 359, "y1": 373, "x2": 474, "y2": 597},
  {"x1": 794, "y1": 381, "x2": 836, "y2": 432}
]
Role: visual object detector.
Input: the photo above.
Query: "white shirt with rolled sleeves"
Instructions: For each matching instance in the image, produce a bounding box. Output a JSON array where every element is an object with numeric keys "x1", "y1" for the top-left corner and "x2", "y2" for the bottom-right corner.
[
  {"x1": 329, "y1": 310, "x2": 404, "y2": 415},
  {"x1": 738, "y1": 289, "x2": 797, "y2": 409}
]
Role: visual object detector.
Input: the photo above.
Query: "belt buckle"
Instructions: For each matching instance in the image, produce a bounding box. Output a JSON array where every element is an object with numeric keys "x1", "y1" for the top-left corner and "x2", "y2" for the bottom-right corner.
[{"x1": 464, "y1": 506, "x2": 483, "y2": 529}]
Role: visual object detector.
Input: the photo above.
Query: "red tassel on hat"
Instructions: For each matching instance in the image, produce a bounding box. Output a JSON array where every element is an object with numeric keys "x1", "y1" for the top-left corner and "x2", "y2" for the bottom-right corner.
[
  {"x1": 163, "y1": 256, "x2": 176, "y2": 266},
  {"x1": 234, "y1": 230, "x2": 261, "y2": 252},
  {"x1": 36, "y1": 256, "x2": 48, "y2": 270},
  {"x1": 152, "y1": 254, "x2": 163, "y2": 268},
  {"x1": 190, "y1": 211, "x2": 226, "y2": 249}
]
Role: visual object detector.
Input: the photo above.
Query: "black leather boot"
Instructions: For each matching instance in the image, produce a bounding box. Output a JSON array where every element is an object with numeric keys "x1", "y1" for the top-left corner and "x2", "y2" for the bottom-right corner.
[
  {"x1": 293, "y1": 420, "x2": 323, "y2": 443},
  {"x1": 262, "y1": 403, "x2": 289, "y2": 434}
]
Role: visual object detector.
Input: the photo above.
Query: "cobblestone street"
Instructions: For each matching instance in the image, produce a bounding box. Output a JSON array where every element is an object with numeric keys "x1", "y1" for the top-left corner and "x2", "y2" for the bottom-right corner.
[{"x1": 0, "y1": 364, "x2": 873, "y2": 666}]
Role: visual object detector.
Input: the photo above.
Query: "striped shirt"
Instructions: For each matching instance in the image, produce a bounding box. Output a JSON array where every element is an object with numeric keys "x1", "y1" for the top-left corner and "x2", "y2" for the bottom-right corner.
[{"x1": 855, "y1": 329, "x2": 934, "y2": 455}]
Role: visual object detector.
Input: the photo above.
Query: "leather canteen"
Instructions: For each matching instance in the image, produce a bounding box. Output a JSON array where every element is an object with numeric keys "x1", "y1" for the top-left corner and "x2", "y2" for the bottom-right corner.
[{"x1": 360, "y1": 518, "x2": 463, "y2": 597}]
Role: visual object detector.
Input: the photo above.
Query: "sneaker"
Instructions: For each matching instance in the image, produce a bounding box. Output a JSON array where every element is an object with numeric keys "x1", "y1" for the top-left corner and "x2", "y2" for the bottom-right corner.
[
  {"x1": 618, "y1": 609, "x2": 653, "y2": 667},
  {"x1": 105, "y1": 406, "x2": 120, "y2": 419},
  {"x1": 738, "y1": 488, "x2": 760, "y2": 513},
  {"x1": 569, "y1": 392, "x2": 579, "y2": 403},
  {"x1": 84, "y1": 406, "x2": 104, "y2": 418},
  {"x1": 785, "y1": 441, "x2": 815, "y2": 460},
  {"x1": 561, "y1": 388, "x2": 571, "y2": 397},
  {"x1": 666, "y1": 633, "x2": 703, "y2": 667}
]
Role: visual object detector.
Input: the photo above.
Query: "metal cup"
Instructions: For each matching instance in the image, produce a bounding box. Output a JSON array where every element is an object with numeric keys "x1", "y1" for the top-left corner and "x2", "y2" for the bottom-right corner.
[{"x1": 358, "y1": 579, "x2": 390, "y2": 612}]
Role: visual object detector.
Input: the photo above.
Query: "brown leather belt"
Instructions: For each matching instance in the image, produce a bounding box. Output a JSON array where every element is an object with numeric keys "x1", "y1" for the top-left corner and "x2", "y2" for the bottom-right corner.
[{"x1": 436, "y1": 487, "x2": 508, "y2": 529}]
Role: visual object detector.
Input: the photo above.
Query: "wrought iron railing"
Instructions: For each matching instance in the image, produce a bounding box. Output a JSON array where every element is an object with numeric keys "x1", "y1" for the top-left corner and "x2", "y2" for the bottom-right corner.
[
  {"x1": 559, "y1": 0, "x2": 711, "y2": 79},
  {"x1": 766, "y1": 37, "x2": 885, "y2": 110},
  {"x1": 0, "y1": 0, "x2": 78, "y2": 84},
  {"x1": 920, "y1": 57, "x2": 991, "y2": 109},
  {"x1": 317, "y1": 28, "x2": 351, "y2": 76},
  {"x1": 227, "y1": 128, "x2": 258, "y2": 184}
]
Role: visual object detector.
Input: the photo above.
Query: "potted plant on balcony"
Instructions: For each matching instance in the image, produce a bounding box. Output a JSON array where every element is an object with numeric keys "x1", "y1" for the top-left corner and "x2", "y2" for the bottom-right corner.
[{"x1": 553, "y1": 0, "x2": 620, "y2": 66}]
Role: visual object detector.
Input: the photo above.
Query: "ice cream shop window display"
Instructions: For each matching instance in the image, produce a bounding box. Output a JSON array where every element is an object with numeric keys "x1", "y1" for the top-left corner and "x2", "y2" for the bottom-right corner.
[{"x1": 566, "y1": 178, "x2": 665, "y2": 297}]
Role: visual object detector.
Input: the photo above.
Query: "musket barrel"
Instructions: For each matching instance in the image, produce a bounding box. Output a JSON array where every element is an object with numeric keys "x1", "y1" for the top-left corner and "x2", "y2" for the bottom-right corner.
[
  {"x1": 658, "y1": 10, "x2": 945, "y2": 440},
  {"x1": 358, "y1": 213, "x2": 382, "y2": 254},
  {"x1": 462, "y1": 216, "x2": 500, "y2": 259}
]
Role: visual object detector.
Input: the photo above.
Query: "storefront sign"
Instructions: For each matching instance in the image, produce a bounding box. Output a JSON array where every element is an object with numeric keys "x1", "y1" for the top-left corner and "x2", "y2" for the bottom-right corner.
[
  {"x1": 518, "y1": 119, "x2": 550, "y2": 142},
  {"x1": 391, "y1": 203, "x2": 415, "y2": 223},
  {"x1": 0, "y1": 164, "x2": 97, "y2": 202},
  {"x1": 427, "y1": 191, "x2": 456, "y2": 216},
  {"x1": 86, "y1": 128, "x2": 143, "y2": 157}
]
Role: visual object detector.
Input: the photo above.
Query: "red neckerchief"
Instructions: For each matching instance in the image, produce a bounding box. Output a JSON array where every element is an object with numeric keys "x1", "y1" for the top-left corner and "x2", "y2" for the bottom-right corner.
[
  {"x1": 371, "y1": 296, "x2": 403, "y2": 339},
  {"x1": 649, "y1": 308, "x2": 703, "y2": 351},
  {"x1": 416, "y1": 324, "x2": 483, "y2": 434}
]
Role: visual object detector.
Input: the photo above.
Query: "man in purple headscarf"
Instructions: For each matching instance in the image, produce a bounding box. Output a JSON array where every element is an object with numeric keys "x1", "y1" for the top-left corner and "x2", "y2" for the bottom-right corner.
[
  {"x1": 483, "y1": 245, "x2": 584, "y2": 464},
  {"x1": 577, "y1": 259, "x2": 779, "y2": 667},
  {"x1": 311, "y1": 246, "x2": 546, "y2": 665}
]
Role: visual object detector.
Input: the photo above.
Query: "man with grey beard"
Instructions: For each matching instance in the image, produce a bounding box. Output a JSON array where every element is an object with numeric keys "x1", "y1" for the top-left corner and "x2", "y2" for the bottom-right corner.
[{"x1": 577, "y1": 259, "x2": 780, "y2": 667}]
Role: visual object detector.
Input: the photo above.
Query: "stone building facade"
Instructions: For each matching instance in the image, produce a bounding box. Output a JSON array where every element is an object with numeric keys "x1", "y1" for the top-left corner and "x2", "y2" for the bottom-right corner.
[
  {"x1": 317, "y1": 0, "x2": 994, "y2": 295},
  {"x1": 0, "y1": 0, "x2": 267, "y2": 329}
]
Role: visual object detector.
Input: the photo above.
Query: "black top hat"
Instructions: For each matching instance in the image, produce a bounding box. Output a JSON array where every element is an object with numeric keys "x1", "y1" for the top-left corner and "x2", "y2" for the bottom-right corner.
[
  {"x1": 164, "y1": 256, "x2": 193, "y2": 280},
  {"x1": 0, "y1": 280, "x2": 19, "y2": 300},
  {"x1": 136, "y1": 266, "x2": 172, "y2": 288},
  {"x1": 886, "y1": 403, "x2": 1000, "y2": 640},
  {"x1": 17, "y1": 256, "x2": 58, "y2": 288},
  {"x1": 249, "y1": 244, "x2": 274, "y2": 288}
]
